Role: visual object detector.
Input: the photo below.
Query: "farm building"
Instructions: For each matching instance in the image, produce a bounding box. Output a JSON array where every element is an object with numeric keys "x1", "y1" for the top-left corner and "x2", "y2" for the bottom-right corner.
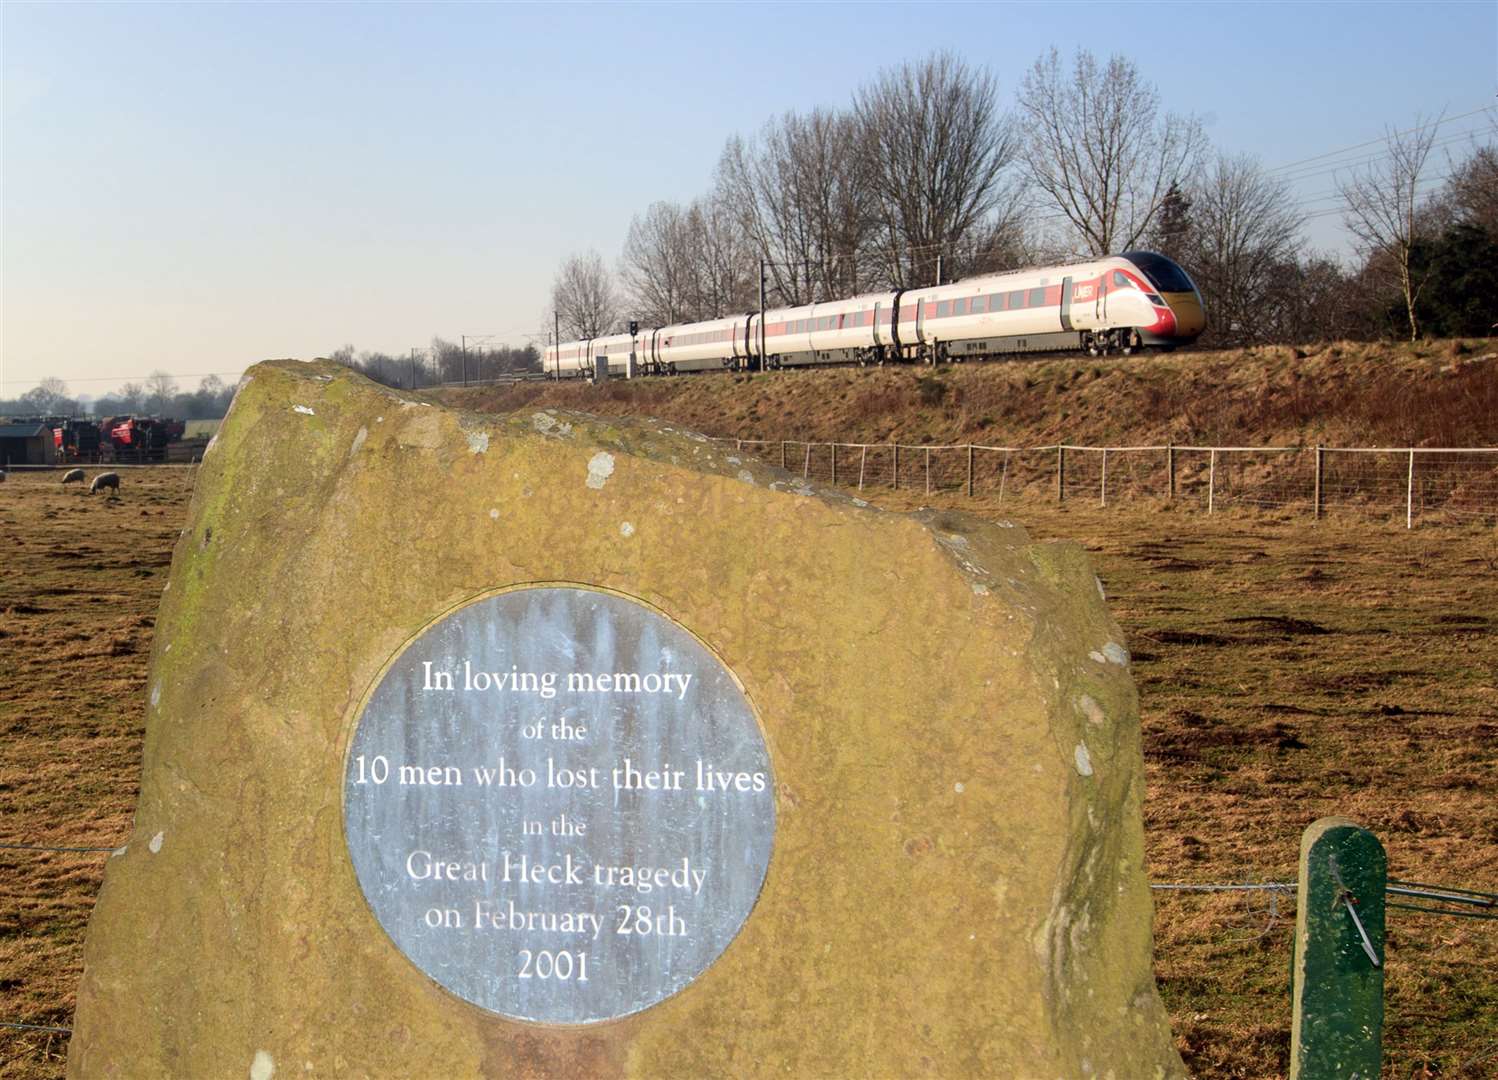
[{"x1": 0, "y1": 422, "x2": 59, "y2": 466}]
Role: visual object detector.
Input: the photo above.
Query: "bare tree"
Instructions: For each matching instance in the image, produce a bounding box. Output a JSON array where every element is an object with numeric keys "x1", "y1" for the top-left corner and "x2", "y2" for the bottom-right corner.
[
  {"x1": 1444, "y1": 143, "x2": 1498, "y2": 237},
  {"x1": 853, "y1": 52, "x2": 1024, "y2": 286},
  {"x1": 1018, "y1": 49, "x2": 1205, "y2": 256},
  {"x1": 1340, "y1": 114, "x2": 1442, "y2": 341},
  {"x1": 18, "y1": 376, "x2": 73, "y2": 415},
  {"x1": 144, "y1": 370, "x2": 178, "y2": 415},
  {"x1": 1188, "y1": 153, "x2": 1305, "y2": 345},
  {"x1": 115, "y1": 382, "x2": 146, "y2": 414},
  {"x1": 550, "y1": 251, "x2": 620, "y2": 340},
  {"x1": 620, "y1": 201, "x2": 696, "y2": 325},
  {"x1": 717, "y1": 106, "x2": 877, "y2": 304},
  {"x1": 689, "y1": 193, "x2": 757, "y2": 317}
]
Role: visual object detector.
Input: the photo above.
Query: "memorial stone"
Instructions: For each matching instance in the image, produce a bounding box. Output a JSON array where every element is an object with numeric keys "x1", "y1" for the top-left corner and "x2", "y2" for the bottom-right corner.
[{"x1": 70, "y1": 359, "x2": 1183, "y2": 1077}]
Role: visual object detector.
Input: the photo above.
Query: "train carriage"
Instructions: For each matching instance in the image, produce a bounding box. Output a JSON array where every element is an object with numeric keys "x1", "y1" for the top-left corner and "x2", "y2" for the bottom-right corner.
[
  {"x1": 548, "y1": 251, "x2": 1204, "y2": 379},
  {"x1": 654, "y1": 315, "x2": 750, "y2": 374}
]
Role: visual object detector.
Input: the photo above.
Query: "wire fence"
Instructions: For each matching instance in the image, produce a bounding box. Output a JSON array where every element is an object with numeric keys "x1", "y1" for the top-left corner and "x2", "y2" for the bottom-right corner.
[
  {"x1": 2, "y1": 839, "x2": 1490, "y2": 1040},
  {"x1": 721, "y1": 439, "x2": 1498, "y2": 527}
]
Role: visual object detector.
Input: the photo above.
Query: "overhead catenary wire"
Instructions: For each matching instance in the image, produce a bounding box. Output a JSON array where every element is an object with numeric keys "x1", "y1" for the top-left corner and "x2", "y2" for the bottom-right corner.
[
  {"x1": 1265, "y1": 106, "x2": 1494, "y2": 175},
  {"x1": 1269, "y1": 126, "x2": 1496, "y2": 186},
  {"x1": 12, "y1": 114, "x2": 1498, "y2": 395}
]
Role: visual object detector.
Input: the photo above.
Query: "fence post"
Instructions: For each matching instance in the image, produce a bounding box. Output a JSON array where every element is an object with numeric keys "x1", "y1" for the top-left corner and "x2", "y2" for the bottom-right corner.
[
  {"x1": 1057, "y1": 445, "x2": 1066, "y2": 503},
  {"x1": 1100, "y1": 448, "x2": 1109, "y2": 508},
  {"x1": 1167, "y1": 442, "x2": 1175, "y2": 500},
  {"x1": 893, "y1": 444, "x2": 900, "y2": 491},
  {"x1": 859, "y1": 446, "x2": 867, "y2": 491},
  {"x1": 1405, "y1": 448, "x2": 1414, "y2": 529},
  {"x1": 1314, "y1": 445, "x2": 1323, "y2": 520},
  {"x1": 803, "y1": 444, "x2": 811, "y2": 479},
  {"x1": 925, "y1": 447, "x2": 932, "y2": 495},
  {"x1": 1208, "y1": 449, "x2": 1217, "y2": 514},
  {"x1": 831, "y1": 443, "x2": 838, "y2": 486},
  {"x1": 966, "y1": 445, "x2": 974, "y2": 497},
  {"x1": 780, "y1": 441, "x2": 788, "y2": 470},
  {"x1": 1290, "y1": 817, "x2": 1385, "y2": 1080},
  {"x1": 999, "y1": 451, "x2": 1010, "y2": 503}
]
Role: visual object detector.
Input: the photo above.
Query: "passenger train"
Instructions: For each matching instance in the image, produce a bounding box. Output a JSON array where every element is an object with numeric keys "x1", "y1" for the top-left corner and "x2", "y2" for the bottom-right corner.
[{"x1": 545, "y1": 251, "x2": 1205, "y2": 378}]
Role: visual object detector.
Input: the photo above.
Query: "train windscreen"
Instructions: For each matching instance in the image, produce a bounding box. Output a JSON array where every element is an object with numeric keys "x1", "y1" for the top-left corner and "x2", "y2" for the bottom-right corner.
[{"x1": 1122, "y1": 252, "x2": 1196, "y2": 293}]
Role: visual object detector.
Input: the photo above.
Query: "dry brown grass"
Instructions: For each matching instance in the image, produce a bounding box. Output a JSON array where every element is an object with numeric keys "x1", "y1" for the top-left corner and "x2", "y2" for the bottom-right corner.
[
  {"x1": 0, "y1": 469, "x2": 188, "y2": 1077},
  {"x1": 442, "y1": 338, "x2": 1498, "y2": 450},
  {"x1": 878, "y1": 492, "x2": 1498, "y2": 1078},
  {"x1": 1, "y1": 427, "x2": 1494, "y2": 1076}
]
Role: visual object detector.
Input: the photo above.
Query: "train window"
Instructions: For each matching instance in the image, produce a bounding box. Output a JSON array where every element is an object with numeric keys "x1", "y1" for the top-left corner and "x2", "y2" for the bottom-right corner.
[
  {"x1": 1113, "y1": 271, "x2": 1130, "y2": 288},
  {"x1": 1028, "y1": 287, "x2": 1046, "y2": 307},
  {"x1": 953, "y1": 298, "x2": 966, "y2": 316},
  {"x1": 1007, "y1": 290, "x2": 1024, "y2": 309},
  {"x1": 1123, "y1": 251, "x2": 1196, "y2": 292},
  {"x1": 937, "y1": 301, "x2": 949, "y2": 318},
  {"x1": 988, "y1": 293, "x2": 1003, "y2": 311}
]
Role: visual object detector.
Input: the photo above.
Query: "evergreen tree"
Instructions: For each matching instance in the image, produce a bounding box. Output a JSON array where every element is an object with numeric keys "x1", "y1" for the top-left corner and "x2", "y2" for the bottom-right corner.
[{"x1": 1149, "y1": 182, "x2": 1193, "y2": 262}]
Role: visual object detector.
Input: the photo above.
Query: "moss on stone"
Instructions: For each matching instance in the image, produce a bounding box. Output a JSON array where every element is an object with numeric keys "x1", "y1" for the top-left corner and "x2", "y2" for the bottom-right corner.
[{"x1": 70, "y1": 359, "x2": 1182, "y2": 1079}]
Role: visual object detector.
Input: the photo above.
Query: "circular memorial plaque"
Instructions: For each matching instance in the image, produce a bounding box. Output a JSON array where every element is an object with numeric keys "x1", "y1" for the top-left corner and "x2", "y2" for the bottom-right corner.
[{"x1": 343, "y1": 587, "x2": 775, "y2": 1024}]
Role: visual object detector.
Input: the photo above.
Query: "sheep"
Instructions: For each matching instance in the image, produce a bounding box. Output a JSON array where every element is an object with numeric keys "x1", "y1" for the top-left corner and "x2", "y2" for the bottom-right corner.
[
  {"x1": 62, "y1": 468, "x2": 86, "y2": 484},
  {"x1": 88, "y1": 472, "x2": 120, "y2": 495}
]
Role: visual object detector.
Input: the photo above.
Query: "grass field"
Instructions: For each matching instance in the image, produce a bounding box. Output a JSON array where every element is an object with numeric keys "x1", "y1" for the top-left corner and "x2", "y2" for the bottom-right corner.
[{"x1": 1, "y1": 464, "x2": 1493, "y2": 1078}]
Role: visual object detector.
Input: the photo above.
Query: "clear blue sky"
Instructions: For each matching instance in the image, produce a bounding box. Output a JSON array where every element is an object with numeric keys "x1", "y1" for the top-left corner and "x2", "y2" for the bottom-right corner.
[{"x1": 3, "y1": 1, "x2": 1494, "y2": 398}]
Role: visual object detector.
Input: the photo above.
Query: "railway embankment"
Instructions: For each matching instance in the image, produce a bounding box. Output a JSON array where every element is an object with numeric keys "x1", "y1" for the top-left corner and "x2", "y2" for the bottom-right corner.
[{"x1": 438, "y1": 338, "x2": 1498, "y2": 449}]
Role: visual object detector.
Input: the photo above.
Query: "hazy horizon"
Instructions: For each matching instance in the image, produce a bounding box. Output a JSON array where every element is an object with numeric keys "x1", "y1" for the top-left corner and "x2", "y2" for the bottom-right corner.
[{"x1": 4, "y1": 0, "x2": 1494, "y2": 399}]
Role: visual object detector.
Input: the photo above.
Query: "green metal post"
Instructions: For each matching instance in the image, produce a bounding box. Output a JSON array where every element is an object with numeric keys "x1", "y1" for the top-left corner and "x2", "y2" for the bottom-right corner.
[{"x1": 1290, "y1": 817, "x2": 1386, "y2": 1080}]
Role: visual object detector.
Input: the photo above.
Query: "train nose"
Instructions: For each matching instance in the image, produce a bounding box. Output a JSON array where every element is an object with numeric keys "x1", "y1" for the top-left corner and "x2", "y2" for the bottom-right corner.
[{"x1": 1162, "y1": 291, "x2": 1206, "y2": 338}]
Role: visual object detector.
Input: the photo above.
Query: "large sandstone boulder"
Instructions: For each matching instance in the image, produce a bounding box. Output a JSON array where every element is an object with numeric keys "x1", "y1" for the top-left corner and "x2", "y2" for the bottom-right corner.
[{"x1": 71, "y1": 359, "x2": 1181, "y2": 1078}]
